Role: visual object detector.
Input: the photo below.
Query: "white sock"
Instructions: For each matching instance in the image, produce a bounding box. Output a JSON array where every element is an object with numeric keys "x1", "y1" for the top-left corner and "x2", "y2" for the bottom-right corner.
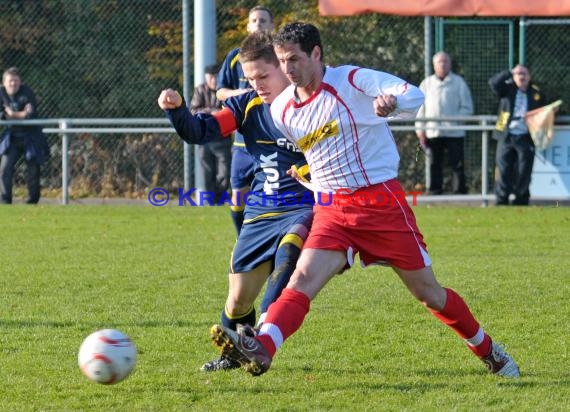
[
  {"x1": 257, "y1": 312, "x2": 267, "y2": 326},
  {"x1": 258, "y1": 322, "x2": 283, "y2": 350},
  {"x1": 465, "y1": 327, "x2": 485, "y2": 347}
]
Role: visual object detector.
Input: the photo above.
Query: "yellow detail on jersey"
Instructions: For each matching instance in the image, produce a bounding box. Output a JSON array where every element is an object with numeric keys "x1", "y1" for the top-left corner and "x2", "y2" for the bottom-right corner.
[
  {"x1": 290, "y1": 163, "x2": 310, "y2": 183},
  {"x1": 278, "y1": 233, "x2": 303, "y2": 249},
  {"x1": 230, "y1": 204, "x2": 245, "y2": 212},
  {"x1": 230, "y1": 53, "x2": 240, "y2": 69},
  {"x1": 496, "y1": 111, "x2": 510, "y2": 131},
  {"x1": 297, "y1": 120, "x2": 339, "y2": 152},
  {"x1": 243, "y1": 211, "x2": 285, "y2": 224},
  {"x1": 244, "y1": 96, "x2": 263, "y2": 123},
  {"x1": 255, "y1": 140, "x2": 275, "y2": 145}
]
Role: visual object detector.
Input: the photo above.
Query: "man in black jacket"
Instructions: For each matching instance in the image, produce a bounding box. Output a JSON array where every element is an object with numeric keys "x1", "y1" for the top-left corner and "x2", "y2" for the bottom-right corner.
[
  {"x1": 0, "y1": 67, "x2": 48, "y2": 204},
  {"x1": 489, "y1": 65, "x2": 546, "y2": 205}
]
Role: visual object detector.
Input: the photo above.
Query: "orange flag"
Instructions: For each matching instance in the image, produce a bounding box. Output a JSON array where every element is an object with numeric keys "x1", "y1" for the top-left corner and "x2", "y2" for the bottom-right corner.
[
  {"x1": 318, "y1": 0, "x2": 570, "y2": 16},
  {"x1": 525, "y1": 100, "x2": 562, "y2": 151}
]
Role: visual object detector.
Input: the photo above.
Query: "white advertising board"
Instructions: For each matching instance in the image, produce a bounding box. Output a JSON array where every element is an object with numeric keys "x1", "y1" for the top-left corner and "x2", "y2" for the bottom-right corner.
[{"x1": 530, "y1": 130, "x2": 570, "y2": 198}]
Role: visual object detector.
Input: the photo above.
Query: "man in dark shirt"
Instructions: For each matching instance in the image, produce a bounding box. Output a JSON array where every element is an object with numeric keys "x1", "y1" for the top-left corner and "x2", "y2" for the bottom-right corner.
[
  {"x1": 489, "y1": 65, "x2": 546, "y2": 205},
  {"x1": 0, "y1": 67, "x2": 48, "y2": 204}
]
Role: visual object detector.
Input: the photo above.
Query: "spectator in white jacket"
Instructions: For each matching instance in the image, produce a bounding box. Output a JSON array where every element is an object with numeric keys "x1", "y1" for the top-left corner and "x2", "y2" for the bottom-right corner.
[{"x1": 415, "y1": 52, "x2": 473, "y2": 194}]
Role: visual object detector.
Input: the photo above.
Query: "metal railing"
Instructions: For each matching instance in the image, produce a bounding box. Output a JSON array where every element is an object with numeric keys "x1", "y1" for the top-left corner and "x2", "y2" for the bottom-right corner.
[
  {"x1": 40, "y1": 119, "x2": 177, "y2": 205},
  {"x1": 1, "y1": 118, "x2": 177, "y2": 205},
  {"x1": 1, "y1": 116, "x2": 569, "y2": 205},
  {"x1": 397, "y1": 115, "x2": 570, "y2": 205}
]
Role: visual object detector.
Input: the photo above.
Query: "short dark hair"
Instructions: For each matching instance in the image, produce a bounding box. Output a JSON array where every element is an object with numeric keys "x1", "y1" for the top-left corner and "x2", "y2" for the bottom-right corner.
[
  {"x1": 204, "y1": 64, "x2": 219, "y2": 75},
  {"x1": 239, "y1": 31, "x2": 278, "y2": 66},
  {"x1": 273, "y1": 22, "x2": 323, "y2": 61},
  {"x1": 249, "y1": 5, "x2": 273, "y2": 22}
]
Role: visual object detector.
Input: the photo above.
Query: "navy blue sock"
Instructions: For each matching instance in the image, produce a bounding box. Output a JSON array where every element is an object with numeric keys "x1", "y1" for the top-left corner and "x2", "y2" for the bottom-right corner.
[
  {"x1": 230, "y1": 208, "x2": 244, "y2": 235},
  {"x1": 221, "y1": 305, "x2": 256, "y2": 330},
  {"x1": 260, "y1": 243, "x2": 301, "y2": 313}
]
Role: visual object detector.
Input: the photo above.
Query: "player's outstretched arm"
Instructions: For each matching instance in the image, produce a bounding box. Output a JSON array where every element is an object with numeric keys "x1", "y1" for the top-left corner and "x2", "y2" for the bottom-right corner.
[
  {"x1": 374, "y1": 94, "x2": 398, "y2": 117},
  {"x1": 158, "y1": 88, "x2": 236, "y2": 145},
  {"x1": 157, "y1": 89, "x2": 182, "y2": 110},
  {"x1": 351, "y1": 68, "x2": 424, "y2": 119}
]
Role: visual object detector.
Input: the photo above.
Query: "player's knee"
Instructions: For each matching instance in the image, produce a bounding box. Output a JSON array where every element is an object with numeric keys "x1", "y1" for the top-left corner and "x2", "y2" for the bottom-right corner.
[
  {"x1": 414, "y1": 285, "x2": 446, "y2": 311},
  {"x1": 225, "y1": 300, "x2": 254, "y2": 318},
  {"x1": 286, "y1": 266, "x2": 325, "y2": 300}
]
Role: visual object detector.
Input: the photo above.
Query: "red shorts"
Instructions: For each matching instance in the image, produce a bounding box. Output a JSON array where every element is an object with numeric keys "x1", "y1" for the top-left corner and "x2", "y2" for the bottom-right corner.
[{"x1": 306, "y1": 179, "x2": 431, "y2": 271}]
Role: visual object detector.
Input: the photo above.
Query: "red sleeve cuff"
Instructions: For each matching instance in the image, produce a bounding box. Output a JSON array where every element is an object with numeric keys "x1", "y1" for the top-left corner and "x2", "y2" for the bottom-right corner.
[{"x1": 212, "y1": 108, "x2": 238, "y2": 137}]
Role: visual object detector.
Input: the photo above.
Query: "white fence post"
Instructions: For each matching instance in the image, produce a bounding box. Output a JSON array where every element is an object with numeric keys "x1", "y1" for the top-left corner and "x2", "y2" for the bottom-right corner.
[
  {"x1": 60, "y1": 120, "x2": 69, "y2": 205},
  {"x1": 481, "y1": 118, "x2": 489, "y2": 207}
]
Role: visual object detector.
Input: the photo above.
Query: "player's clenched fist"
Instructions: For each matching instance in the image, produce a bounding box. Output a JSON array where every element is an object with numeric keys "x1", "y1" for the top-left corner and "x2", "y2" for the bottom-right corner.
[
  {"x1": 157, "y1": 89, "x2": 183, "y2": 110},
  {"x1": 373, "y1": 94, "x2": 397, "y2": 117}
]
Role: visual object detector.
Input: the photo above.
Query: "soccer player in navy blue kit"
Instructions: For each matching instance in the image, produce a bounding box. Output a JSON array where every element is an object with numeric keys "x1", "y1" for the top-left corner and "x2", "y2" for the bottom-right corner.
[
  {"x1": 216, "y1": 6, "x2": 275, "y2": 235},
  {"x1": 158, "y1": 32, "x2": 312, "y2": 371}
]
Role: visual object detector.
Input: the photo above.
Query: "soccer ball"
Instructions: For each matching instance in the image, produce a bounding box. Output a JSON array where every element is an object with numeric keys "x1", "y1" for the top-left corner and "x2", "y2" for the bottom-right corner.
[{"x1": 78, "y1": 329, "x2": 137, "y2": 384}]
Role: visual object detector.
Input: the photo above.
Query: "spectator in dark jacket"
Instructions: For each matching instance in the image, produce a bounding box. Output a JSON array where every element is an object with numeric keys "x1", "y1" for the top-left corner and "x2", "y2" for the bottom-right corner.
[
  {"x1": 190, "y1": 65, "x2": 232, "y2": 204},
  {"x1": 0, "y1": 67, "x2": 48, "y2": 204},
  {"x1": 489, "y1": 65, "x2": 546, "y2": 205}
]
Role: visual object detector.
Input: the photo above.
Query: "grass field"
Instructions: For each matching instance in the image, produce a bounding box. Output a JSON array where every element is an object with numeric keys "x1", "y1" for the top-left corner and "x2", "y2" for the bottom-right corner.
[{"x1": 0, "y1": 204, "x2": 568, "y2": 411}]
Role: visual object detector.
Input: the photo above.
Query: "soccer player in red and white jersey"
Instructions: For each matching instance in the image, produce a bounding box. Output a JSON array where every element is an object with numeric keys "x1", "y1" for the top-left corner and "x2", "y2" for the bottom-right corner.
[{"x1": 210, "y1": 23, "x2": 520, "y2": 378}]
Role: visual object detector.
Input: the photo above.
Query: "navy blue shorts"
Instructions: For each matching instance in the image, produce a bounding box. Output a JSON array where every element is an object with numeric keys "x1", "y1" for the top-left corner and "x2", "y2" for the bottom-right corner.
[
  {"x1": 230, "y1": 146, "x2": 255, "y2": 190},
  {"x1": 231, "y1": 206, "x2": 313, "y2": 273}
]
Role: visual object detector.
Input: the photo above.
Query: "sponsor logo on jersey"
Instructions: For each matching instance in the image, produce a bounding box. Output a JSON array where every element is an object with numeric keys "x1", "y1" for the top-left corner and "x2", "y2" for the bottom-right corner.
[{"x1": 297, "y1": 120, "x2": 339, "y2": 152}]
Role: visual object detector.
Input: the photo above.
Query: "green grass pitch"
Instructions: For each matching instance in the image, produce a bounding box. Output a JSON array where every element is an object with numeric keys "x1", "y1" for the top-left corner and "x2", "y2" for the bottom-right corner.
[{"x1": 0, "y1": 204, "x2": 568, "y2": 411}]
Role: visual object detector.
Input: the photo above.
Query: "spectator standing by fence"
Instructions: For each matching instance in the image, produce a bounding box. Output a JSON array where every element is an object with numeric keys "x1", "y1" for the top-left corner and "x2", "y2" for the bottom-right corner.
[
  {"x1": 489, "y1": 65, "x2": 546, "y2": 206},
  {"x1": 0, "y1": 67, "x2": 47, "y2": 204},
  {"x1": 190, "y1": 64, "x2": 231, "y2": 204},
  {"x1": 416, "y1": 52, "x2": 473, "y2": 195}
]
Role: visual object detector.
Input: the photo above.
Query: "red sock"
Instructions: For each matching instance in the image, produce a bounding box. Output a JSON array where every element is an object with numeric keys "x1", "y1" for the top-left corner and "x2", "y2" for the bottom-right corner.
[
  {"x1": 257, "y1": 335, "x2": 277, "y2": 358},
  {"x1": 430, "y1": 288, "x2": 492, "y2": 358},
  {"x1": 256, "y1": 288, "x2": 311, "y2": 358}
]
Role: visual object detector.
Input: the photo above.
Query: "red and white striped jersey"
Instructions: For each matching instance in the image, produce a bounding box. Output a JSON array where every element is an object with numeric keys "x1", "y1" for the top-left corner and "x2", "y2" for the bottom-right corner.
[{"x1": 270, "y1": 65, "x2": 424, "y2": 192}]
